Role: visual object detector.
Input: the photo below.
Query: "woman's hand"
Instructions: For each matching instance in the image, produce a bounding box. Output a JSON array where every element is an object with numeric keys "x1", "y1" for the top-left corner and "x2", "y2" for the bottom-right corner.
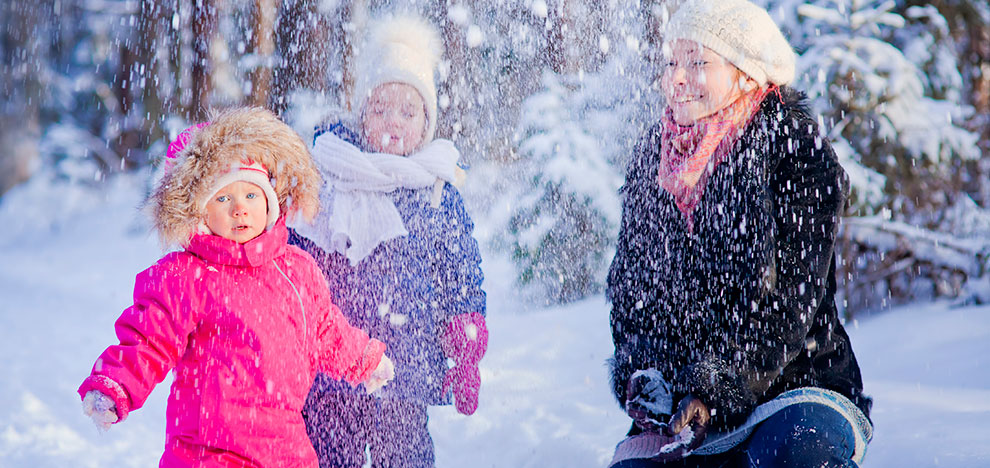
[
  {"x1": 664, "y1": 395, "x2": 711, "y2": 450},
  {"x1": 625, "y1": 369, "x2": 674, "y2": 431}
]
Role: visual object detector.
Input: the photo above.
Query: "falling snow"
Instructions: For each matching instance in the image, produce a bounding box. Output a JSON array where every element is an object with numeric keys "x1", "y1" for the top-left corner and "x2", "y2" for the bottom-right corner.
[
  {"x1": 1, "y1": 171, "x2": 989, "y2": 467},
  {"x1": 2, "y1": 0, "x2": 990, "y2": 466}
]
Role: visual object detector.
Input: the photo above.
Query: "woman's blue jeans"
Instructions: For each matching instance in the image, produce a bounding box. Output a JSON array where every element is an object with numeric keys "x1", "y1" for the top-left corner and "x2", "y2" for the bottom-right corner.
[{"x1": 612, "y1": 402, "x2": 863, "y2": 468}]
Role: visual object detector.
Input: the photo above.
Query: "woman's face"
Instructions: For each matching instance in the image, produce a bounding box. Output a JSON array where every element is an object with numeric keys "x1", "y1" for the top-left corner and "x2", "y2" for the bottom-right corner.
[{"x1": 660, "y1": 40, "x2": 751, "y2": 125}]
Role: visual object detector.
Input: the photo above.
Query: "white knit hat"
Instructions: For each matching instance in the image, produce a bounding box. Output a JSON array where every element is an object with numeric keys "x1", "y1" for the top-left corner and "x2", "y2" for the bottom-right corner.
[
  {"x1": 202, "y1": 160, "x2": 280, "y2": 231},
  {"x1": 351, "y1": 14, "x2": 443, "y2": 144},
  {"x1": 664, "y1": 0, "x2": 796, "y2": 86}
]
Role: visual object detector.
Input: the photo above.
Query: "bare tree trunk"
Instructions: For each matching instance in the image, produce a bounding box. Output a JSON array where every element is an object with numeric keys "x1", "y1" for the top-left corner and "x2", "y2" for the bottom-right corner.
[
  {"x1": 437, "y1": 1, "x2": 468, "y2": 142},
  {"x1": 269, "y1": 0, "x2": 334, "y2": 115},
  {"x1": 332, "y1": 2, "x2": 355, "y2": 112},
  {"x1": 191, "y1": 0, "x2": 217, "y2": 120},
  {"x1": 165, "y1": 1, "x2": 184, "y2": 117},
  {"x1": 111, "y1": 43, "x2": 146, "y2": 170},
  {"x1": 965, "y1": 9, "x2": 990, "y2": 207},
  {"x1": 116, "y1": 46, "x2": 139, "y2": 117},
  {"x1": 249, "y1": 0, "x2": 277, "y2": 109},
  {"x1": 545, "y1": 0, "x2": 608, "y2": 74},
  {"x1": 137, "y1": 0, "x2": 166, "y2": 149},
  {"x1": 342, "y1": 0, "x2": 368, "y2": 113},
  {"x1": 111, "y1": 0, "x2": 163, "y2": 170},
  {"x1": 0, "y1": 0, "x2": 44, "y2": 197},
  {"x1": 545, "y1": 1, "x2": 569, "y2": 74}
]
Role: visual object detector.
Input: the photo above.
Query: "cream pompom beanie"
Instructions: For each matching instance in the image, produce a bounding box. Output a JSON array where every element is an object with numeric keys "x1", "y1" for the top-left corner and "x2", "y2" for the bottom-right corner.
[
  {"x1": 664, "y1": 0, "x2": 796, "y2": 86},
  {"x1": 351, "y1": 14, "x2": 443, "y2": 143}
]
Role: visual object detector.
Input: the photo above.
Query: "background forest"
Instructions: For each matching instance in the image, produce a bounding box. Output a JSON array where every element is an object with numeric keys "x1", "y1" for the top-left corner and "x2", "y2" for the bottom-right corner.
[{"x1": 2, "y1": 0, "x2": 989, "y2": 314}]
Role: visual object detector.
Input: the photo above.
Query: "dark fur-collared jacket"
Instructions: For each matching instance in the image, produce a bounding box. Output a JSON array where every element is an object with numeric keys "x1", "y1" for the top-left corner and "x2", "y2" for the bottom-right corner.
[{"x1": 607, "y1": 87, "x2": 871, "y2": 432}]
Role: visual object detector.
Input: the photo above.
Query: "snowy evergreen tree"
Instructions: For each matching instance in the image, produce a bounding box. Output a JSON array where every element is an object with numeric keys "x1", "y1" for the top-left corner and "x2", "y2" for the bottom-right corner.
[
  {"x1": 792, "y1": 0, "x2": 980, "y2": 215},
  {"x1": 506, "y1": 72, "x2": 618, "y2": 304},
  {"x1": 501, "y1": 46, "x2": 650, "y2": 304},
  {"x1": 445, "y1": 1, "x2": 647, "y2": 305},
  {"x1": 772, "y1": 0, "x2": 990, "y2": 313},
  {"x1": 897, "y1": 0, "x2": 990, "y2": 209}
]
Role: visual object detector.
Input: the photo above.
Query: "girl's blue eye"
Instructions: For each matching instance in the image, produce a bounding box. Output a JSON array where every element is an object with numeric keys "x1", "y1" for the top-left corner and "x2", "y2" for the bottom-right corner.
[
  {"x1": 246, "y1": 193, "x2": 257, "y2": 199},
  {"x1": 216, "y1": 195, "x2": 229, "y2": 203}
]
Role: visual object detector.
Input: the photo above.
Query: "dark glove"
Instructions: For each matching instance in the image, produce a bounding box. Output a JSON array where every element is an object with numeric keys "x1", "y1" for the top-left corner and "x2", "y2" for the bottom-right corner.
[
  {"x1": 625, "y1": 369, "x2": 674, "y2": 431},
  {"x1": 663, "y1": 394, "x2": 711, "y2": 451}
]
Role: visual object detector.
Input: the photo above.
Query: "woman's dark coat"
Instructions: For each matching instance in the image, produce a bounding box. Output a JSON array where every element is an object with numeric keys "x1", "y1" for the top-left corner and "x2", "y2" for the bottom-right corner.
[{"x1": 607, "y1": 87, "x2": 871, "y2": 431}]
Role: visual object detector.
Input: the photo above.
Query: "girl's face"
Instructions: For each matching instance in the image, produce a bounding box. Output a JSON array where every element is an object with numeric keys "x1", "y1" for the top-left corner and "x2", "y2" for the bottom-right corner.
[
  {"x1": 204, "y1": 180, "x2": 268, "y2": 243},
  {"x1": 660, "y1": 40, "x2": 753, "y2": 125},
  {"x1": 362, "y1": 82, "x2": 427, "y2": 156}
]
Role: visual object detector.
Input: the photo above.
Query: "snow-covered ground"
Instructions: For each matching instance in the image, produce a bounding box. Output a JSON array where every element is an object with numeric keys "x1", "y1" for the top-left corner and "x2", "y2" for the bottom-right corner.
[{"x1": 1, "y1": 174, "x2": 989, "y2": 467}]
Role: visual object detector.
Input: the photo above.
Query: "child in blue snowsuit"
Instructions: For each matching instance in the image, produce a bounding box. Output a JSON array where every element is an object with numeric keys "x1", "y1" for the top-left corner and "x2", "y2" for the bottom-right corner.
[{"x1": 289, "y1": 14, "x2": 488, "y2": 468}]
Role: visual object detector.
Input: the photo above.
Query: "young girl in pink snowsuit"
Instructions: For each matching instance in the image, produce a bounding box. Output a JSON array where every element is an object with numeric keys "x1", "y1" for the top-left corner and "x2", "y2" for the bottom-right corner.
[{"x1": 78, "y1": 107, "x2": 395, "y2": 468}]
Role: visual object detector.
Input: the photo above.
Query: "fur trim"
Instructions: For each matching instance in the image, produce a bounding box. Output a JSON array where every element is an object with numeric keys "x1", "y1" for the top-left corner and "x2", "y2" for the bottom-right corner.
[
  {"x1": 673, "y1": 357, "x2": 758, "y2": 426},
  {"x1": 149, "y1": 107, "x2": 321, "y2": 247},
  {"x1": 351, "y1": 14, "x2": 443, "y2": 143}
]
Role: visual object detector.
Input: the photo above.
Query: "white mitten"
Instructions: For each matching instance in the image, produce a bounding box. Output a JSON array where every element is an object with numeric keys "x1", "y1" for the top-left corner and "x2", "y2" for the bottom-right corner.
[
  {"x1": 364, "y1": 355, "x2": 395, "y2": 394},
  {"x1": 82, "y1": 390, "x2": 119, "y2": 431}
]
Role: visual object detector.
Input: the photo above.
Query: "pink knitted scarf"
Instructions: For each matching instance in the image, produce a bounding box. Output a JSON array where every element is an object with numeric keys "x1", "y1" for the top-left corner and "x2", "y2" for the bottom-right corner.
[{"x1": 658, "y1": 87, "x2": 772, "y2": 231}]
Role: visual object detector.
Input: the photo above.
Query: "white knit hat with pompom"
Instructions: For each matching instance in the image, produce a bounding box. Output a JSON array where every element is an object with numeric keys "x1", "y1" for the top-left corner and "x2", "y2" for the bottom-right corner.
[
  {"x1": 351, "y1": 14, "x2": 443, "y2": 143},
  {"x1": 664, "y1": 0, "x2": 796, "y2": 86}
]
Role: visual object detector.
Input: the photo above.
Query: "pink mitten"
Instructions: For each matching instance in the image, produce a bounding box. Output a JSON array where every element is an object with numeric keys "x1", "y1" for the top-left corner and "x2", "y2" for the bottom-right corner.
[{"x1": 440, "y1": 312, "x2": 488, "y2": 415}]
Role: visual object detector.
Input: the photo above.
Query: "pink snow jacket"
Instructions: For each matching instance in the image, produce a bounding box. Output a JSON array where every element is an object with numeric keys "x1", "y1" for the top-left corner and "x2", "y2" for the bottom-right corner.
[{"x1": 78, "y1": 219, "x2": 386, "y2": 467}]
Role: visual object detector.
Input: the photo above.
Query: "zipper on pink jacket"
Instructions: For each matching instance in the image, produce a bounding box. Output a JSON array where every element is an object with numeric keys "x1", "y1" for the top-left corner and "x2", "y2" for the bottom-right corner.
[{"x1": 272, "y1": 260, "x2": 307, "y2": 343}]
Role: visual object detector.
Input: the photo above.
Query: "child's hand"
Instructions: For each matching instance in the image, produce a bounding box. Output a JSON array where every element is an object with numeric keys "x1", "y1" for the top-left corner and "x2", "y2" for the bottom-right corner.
[
  {"x1": 664, "y1": 394, "x2": 710, "y2": 448},
  {"x1": 82, "y1": 390, "x2": 119, "y2": 431},
  {"x1": 364, "y1": 355, "x2": 395, "y2": 394}
]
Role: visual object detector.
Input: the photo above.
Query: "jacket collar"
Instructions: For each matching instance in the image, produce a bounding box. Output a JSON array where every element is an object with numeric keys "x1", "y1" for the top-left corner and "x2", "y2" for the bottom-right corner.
[{"x1": 186, "y1": 218, "x2": 288, "y2": 267}]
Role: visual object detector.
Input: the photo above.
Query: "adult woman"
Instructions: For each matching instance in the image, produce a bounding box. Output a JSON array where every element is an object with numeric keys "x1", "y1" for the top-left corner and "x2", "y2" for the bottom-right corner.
[{"x1": 606, "y1": 0, "x2": 872, "y2": 466}]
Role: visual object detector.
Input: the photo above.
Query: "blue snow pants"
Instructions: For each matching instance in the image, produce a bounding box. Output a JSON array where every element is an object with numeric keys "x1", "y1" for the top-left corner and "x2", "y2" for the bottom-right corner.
[{"x1": 612, "y1": 402, "x2": 862, "y2": 468}]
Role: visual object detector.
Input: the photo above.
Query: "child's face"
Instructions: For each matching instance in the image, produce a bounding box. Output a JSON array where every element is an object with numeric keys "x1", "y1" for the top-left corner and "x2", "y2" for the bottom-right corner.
[
  {"x1": 204, "y1": 181, "x2": 268, "y2": 243},
  {"x1": 361, "y1": 82, "x2": 427, "y2": 156}
]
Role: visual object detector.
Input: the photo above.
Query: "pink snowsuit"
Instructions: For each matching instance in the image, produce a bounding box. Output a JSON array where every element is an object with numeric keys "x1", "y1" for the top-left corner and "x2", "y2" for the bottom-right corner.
[{"x1": 78, "y1": 219, "x2": 386, "y2": 467}]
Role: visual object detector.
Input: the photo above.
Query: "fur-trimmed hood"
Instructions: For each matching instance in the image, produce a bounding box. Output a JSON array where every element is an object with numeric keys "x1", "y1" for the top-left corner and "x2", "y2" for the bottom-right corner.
[{"x1": 150, "y1": 107, "x2": 321, "y2": 247}]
